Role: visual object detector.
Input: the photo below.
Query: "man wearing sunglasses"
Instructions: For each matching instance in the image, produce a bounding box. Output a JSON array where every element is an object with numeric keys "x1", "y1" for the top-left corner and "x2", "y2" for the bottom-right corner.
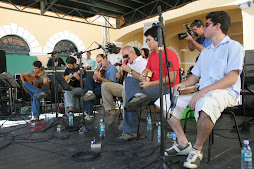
[
  {"x1": 101, "y1": 46, "x2": 147, "y2": 127},
  {"x1": 156, "y1": 11, "x2": 244, "y2": 168},
  {"x1": 185, "y1": 19, "x2": 212, "y2": 52}
]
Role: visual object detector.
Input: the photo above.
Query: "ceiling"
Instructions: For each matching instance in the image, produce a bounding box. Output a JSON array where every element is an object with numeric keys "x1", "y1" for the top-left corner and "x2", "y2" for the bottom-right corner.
[{"x1": 0, "y1": 0, "x2": 196, "y2": 29}]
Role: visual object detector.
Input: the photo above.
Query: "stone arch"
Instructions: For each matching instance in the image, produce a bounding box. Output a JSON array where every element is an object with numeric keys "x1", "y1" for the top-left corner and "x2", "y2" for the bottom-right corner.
[
  {"x1": 126, "y1": 40, "x2": 143, "y2": 50},
  {"x1": 0, "y1": 23, "x2": 42, "y2": 54},
  {"x1": 43, "y1": 30, "x2": 86, "y2": 56},
  {"x1": 167, "y1": 45, "x2": 181, "y2": 63}
]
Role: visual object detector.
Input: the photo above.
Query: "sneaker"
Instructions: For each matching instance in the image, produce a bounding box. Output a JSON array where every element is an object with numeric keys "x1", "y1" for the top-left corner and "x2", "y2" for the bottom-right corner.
[
  {"x1": 124, "y1": 93, "x2": 150, "y2": 112},
  {"x1": 67, "y1": 106, "x2": 75, "y2": 113},
  {"x1": 183, "y1": 148, "x2": 203, "y2": 168},
  {"x1": 83, "y1": 92, "x2": 96, "y2": 101},
  {"x1": 164, "y1": 142, "x2": 192, "y2": 156},
  {"x1": 37, "y1": 92, "x2": 48, "y2": 100},
  {"x1": 107, "y1": 110, "x2": 118, "y2": 125},
  {"x1": 62, "y1": 114, "x2": 68, "y2": 120},
  {"x1": 85, "y1": 114, "x2": 94, "y2": 122},
  {"x1": 117, "y1": 133, "x2": 137, "y2": 142},
  {"x1": 30, "y1": 116, "x2": 39, "y2": 122}
]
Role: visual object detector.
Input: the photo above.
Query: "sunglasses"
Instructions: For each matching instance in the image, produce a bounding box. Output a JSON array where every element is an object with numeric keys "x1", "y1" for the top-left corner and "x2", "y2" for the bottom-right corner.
[{"x1": 123, "y1": 54, "x2": 129, "y2": 58}]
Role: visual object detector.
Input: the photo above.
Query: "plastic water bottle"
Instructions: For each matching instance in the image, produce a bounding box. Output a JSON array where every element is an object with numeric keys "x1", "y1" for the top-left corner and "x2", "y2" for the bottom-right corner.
[
  {"x1": 157, "y1": 122, "x2": 161, "y2": 143},
  {"x1": 167, "y1": 132, "x2": 177, "y2": 143},
  {"x1": 69, "y1": 112, "x2": 73, "y2": 126},
  {"x1": 99, "y1": 119, "x2": 105, "y2": 139},
  {"x1": 241, "y1": 140, "x2": 252, "y2": 169},
  {"x1": 146, "y1": 113, "x2": 152, "y2": 131}
]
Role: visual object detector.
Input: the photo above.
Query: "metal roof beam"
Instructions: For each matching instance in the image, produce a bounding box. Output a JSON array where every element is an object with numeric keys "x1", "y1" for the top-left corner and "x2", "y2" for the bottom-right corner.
[
  {"x1": 40, "y1": 1, "x2": 44, "y2": 15},
  {"x1": 103, "y1": 0, "x2": 135, "y2": 10},
  {"x1": 44, "y1": 0, "x2": 58, "y2": 15},
  {"x1": 68, "y1": 0, "x2": 125, "y2": 15},
  {"x1": 21, "y1": 1, "x2": 38, "y2": 11},
  {"x1": 6, "y1": 0, "x2": 20, "y2": 11},
  {"x1": 159, "y1": 0, "x2": 174, "y2": 8},
  {"x1": 129, "y1": 0, "x2": 146, "y2": 5}
]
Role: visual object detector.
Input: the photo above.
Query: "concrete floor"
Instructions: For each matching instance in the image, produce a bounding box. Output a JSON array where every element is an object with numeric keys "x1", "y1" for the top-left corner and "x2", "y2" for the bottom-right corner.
[{"x1": 0, "y1": 106, "x2": 253, "y2": 169}]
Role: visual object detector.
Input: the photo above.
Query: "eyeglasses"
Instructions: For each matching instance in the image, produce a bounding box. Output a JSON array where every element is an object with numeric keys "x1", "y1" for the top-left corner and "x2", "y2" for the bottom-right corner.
[{"x1": 205, "y1": 22, "x2": 215, "y2": 27}]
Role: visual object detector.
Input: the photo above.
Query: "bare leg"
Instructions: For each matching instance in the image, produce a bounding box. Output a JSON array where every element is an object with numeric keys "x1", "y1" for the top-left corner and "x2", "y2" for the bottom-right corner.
[
  {"x1": 164, "y1": 111, "x2": 188, "y2": 146},
  {"x1": 193, "y1": 111, "x2": 214, "y2": 151}
]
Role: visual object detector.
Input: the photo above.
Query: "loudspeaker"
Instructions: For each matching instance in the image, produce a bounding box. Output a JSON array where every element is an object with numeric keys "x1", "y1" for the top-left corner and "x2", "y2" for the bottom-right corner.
[{"x1": 0, "y1": 50, "x2": 7, "y2": 73}]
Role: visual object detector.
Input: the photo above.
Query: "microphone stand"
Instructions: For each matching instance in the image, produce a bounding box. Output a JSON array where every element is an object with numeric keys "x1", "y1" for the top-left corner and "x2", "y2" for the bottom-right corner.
[
  {"x1": 51, "y1": 55, "x2": 59, "y2": 120},
  {"x1": 142, "y1": 6, "x2": 176, "y2": 169},
  {"x1": 74, "y1": 47, "x2": 100, "y2": 132}
]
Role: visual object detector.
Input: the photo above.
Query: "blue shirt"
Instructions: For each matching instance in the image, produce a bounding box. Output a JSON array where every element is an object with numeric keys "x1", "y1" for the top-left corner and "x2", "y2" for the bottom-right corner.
[
  {"x1": 85, "y1": 59, "x2": 97, "y2": 70},
  {"x1": 101, "y1": 63, "x2": 117, "y2": 84},
  {"x1": 196, "y1": 37, "x2": 213, "y2": 48},
  {"x1": 192, "y1": 36, "x2": 245, "y2": 99}
]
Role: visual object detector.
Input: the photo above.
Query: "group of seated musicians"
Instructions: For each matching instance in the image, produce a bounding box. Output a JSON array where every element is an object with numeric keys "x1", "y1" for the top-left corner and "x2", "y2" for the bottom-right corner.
[{"x1": 20, "y1": 10, "x2": 244, "y2": 169}]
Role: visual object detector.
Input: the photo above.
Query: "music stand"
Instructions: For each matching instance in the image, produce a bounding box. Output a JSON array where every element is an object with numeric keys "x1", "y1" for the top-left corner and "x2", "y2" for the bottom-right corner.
[
  {"x1": 0, "y1": 72, "x2": 27, "y2": 127},
  {"x1": 48, "y1": 74, "x2": 72, "y2": 91}
]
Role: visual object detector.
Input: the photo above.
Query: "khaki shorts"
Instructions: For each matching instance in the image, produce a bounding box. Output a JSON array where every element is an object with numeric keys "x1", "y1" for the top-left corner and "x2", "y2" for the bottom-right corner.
[{"x1": 155, "y1": 89, "x2": 237, "y2": 124}]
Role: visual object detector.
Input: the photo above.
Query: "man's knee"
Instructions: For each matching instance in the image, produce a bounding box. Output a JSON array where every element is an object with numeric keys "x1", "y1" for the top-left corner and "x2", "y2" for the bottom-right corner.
[
  {"x1": 101, "y1": 82, "x2": 110, "y2": 91},
  {"x1": 197, "y1": 110, "x2": 214, "y2": 123}
]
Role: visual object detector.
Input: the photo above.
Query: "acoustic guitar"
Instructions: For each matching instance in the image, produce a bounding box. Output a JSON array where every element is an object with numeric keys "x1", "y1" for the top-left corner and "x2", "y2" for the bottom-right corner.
[
  {"x1": 94, "y1": 66, "x2": 105, "y2": 84},
  {"x1": 64, "y1": 71, "x2": 80, "y2": 87},
  {"x1": 23, "y1": 75, "x2": 43, "y2": 93},
  {"x1": 142, "y1": 70, "x2": 153, "y2": 82}
]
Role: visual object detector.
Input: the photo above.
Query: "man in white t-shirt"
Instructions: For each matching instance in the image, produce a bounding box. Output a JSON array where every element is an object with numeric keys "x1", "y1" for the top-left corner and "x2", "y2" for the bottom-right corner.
[{"x1": 101, "y1": 46, "x2": 147, "y2": 129}]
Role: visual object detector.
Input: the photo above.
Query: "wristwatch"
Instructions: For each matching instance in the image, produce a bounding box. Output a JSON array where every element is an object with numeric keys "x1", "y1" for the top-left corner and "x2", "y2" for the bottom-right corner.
[{"x1": 129, "y1": 69, "x2": 133, "y2": 75}]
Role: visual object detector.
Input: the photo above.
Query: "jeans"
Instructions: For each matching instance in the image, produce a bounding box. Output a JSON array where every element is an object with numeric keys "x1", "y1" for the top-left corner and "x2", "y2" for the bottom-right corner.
[
  {"x1": 123, "y1": 76, "x2": 170, "y2": 133},
  {"x1": 83, "y1": 76, "x2": 101, "y2": 115},
  {"x1": 23, "y1": 82, "x2": 49, "y2": 117},
  {"x1": 64, "y1": 87, "x2": 82, "y2": 114}
]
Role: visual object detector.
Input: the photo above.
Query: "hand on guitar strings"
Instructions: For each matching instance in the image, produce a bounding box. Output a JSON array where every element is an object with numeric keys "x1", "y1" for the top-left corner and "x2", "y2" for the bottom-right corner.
[
  {"x1": 116, "y1": 72, "x2": 121, "y2": 79},
  {"x1": 121, "y1": 64, "x2": 131, "y2": 73},
  {"x1": 73, "y1": 72, "x2": 80, "y2": 80},
  {"x1": 43, "y1": 78, "x2": 50, "y2": 84},
  {"x1": 139, "y1": 81, "x2": 151, "y2": 89},
  {"x1": 174, "y1": 83, "x2": 186, "y2": 92}
]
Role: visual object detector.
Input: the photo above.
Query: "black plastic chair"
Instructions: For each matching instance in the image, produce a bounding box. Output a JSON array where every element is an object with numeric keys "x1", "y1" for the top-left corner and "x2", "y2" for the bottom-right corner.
[
  {"x1": 137, "y1": 102, "x2": 156, "y2": 140},
  {"x1": 183, "y1": 107, "x2": 242, "y2": 163}
]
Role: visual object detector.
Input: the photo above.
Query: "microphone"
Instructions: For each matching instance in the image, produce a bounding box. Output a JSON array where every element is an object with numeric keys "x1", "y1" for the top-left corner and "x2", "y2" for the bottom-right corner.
[
  {"x1": 47, "y1": 51, "x2": 57, "y2": 55},
  {"x1": 95, "y1": 42, "x2": 106, "y2": 51}
]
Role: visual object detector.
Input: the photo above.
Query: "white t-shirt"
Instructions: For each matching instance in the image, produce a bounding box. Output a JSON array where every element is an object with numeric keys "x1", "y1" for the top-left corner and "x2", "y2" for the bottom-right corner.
[{"x1": 107, "y1": 53, "x2": 123, "y2": 72}]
